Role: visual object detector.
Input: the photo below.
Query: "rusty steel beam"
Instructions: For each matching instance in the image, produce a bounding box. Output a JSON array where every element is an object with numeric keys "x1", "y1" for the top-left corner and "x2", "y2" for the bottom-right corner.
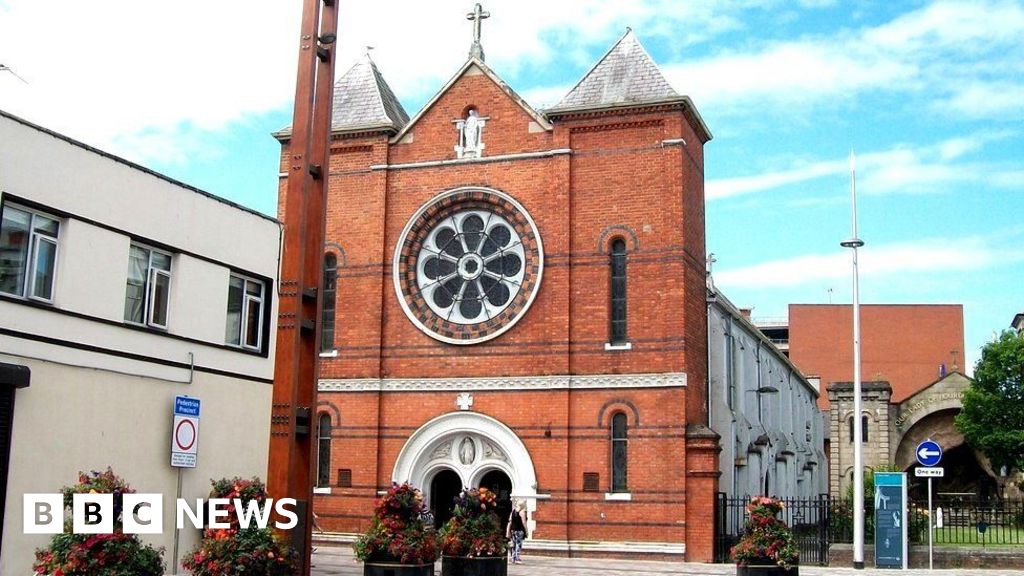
[{"x1": 268, "y1": 0, "x2": 338, "y2": 573}]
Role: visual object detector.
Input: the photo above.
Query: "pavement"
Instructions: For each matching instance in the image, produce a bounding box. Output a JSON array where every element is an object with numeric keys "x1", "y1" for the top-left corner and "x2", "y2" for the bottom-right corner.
[{"x1": 310, "y1": 545, "x2": 1024, "y2": 575}]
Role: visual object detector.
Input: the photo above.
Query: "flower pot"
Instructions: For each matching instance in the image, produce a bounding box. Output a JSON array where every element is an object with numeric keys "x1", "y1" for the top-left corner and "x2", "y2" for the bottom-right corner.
[
  {"x1": 736, "y1": 561, "x2": 799, "y2": 576},
  {"x1": 363, "y1": 560, "x2": 435, "y2": 576},
  {"x1": 441, "y1": 555, "x2": 508, "y2": 576}
]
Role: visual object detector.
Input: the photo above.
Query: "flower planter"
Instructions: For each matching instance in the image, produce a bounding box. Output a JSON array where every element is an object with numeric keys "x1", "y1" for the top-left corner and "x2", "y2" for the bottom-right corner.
[
  {"x1": 441, "y1": 555, "x2": 508, "y2": 576},
  {"x1": 736, "y1": 561, "x2": 799, "y2": 576},
  {"x1": 363, "y1": 560, "x2": 435, "y2": 576}
]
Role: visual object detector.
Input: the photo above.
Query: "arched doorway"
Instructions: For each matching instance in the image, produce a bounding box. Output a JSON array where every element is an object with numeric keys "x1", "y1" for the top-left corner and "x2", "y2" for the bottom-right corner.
[
  {"x1": 430, "y1": 469, "x2": 462, "y2": 529},
  {"x1": 479, "y1": 469, "x2": 513, "y2": 533},
  {"x1": 392, "y1": 411, "x2": 539, "y2": 509},
  {"x1": 896, "y1": 409, "x2": 999, "y2": 499},
  {"x1": 907, "y1": 444, "x2": 998, "y2": 501}
]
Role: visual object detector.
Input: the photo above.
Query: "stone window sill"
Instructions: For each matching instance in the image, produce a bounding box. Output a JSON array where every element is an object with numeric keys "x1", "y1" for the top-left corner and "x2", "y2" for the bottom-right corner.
[
  {"x1": 604, "y1": 342, "x2": 632, "y2": 351},
  {"x1": 604, "y1": 492, "x2": 632, "y2": 501}
]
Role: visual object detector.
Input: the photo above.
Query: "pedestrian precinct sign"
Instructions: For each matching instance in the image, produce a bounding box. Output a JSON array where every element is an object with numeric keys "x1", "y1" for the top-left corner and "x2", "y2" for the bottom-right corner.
[
  {"x1": 916, "y1": 439, "x2": 942, "y2": 467},
  {"x1": 171, "y1": 396, "x2": 200, "y2": 468}
]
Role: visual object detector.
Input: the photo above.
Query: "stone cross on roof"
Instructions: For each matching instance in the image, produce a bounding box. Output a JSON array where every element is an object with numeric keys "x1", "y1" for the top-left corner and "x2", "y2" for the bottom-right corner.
[{"x1": 466, "y1": 3, "x2": 490, "y2": 61}]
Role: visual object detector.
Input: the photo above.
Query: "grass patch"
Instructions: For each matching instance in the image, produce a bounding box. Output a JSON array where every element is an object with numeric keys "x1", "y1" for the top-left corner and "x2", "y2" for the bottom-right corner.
[{"x1": 926, "y1": 525, "x2": 1024, "y2": 546}]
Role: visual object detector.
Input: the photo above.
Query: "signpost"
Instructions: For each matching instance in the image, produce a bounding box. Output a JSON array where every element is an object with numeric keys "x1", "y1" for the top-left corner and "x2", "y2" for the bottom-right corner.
[
  {"x1": 170, "y1": 395, "x2": 200, "y2": 574},
  {"x1": 874, "y1": 472, "x2": 908, "y2": 570},
  {"x1": 171, "y1": 396, "x2": 201, "y2": 468},
  {"x1": 916, "y1": 439, "x2": 943, "y2": 570}
]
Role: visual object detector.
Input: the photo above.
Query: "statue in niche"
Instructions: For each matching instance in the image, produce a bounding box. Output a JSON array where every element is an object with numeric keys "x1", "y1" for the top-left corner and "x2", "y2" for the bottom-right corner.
[
  {"x1": 459, "y1": 437, "x2": 476, "y2": 465},
  {"x1": 463, "y1": 110, "x2": 481, "y2": 152},
  {"x1": 456, "y1": 109, "x2": 485, "y2": 159}
]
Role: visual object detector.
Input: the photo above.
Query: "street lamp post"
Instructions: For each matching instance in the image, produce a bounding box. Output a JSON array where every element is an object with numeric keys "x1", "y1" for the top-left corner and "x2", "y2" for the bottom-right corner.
[{"x1": 841, "y1": 150, "x2": 866, "y2": 570}]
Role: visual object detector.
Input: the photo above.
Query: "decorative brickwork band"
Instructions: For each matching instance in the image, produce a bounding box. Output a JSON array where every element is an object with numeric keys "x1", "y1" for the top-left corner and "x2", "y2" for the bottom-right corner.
[{"x1": 319, "y1": 372, "x2": 687, "y2": 392}]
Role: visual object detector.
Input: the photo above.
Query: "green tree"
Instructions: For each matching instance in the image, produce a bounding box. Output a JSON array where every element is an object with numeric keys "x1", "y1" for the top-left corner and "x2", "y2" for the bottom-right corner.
[{"x1": 955, "y1": 330, "x2": 1024, "y2": 472}]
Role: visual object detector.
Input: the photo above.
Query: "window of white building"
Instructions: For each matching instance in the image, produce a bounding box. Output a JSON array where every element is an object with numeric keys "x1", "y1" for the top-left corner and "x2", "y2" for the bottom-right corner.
[
  {"x1": 124, "y1": 244, "x2": 172, "y2": 328},
  {"x1": 225, "y1": 274, "x2": 264, "y2": 350},
  {"x1": 0, "y1": 203, "x2": 60, "y2": 302}
]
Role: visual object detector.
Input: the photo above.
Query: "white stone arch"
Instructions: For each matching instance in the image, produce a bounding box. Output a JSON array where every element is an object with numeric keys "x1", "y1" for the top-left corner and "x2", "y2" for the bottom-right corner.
[{"x1": 393, "y1": 411, "x2": 538, "y2": 509}]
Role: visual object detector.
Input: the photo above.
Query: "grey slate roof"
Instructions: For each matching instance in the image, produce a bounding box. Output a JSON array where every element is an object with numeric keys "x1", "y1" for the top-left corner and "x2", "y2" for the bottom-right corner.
[
  {"x1": 274, "y1": 55, "x2": 409, "y2": 139},
  {"x1": 549, "y1": 29, "x2": 680, "y2": 113},
  {"x1": 331, "y1": 56, "x2": 409, "y2": 132}
]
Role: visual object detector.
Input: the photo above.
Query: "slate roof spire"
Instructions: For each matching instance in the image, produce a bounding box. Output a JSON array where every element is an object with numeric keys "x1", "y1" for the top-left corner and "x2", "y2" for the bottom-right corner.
[
  {"x1": 549, "y1": 28, "x2": 681, "y2": 113},
  {"x1": 273, "y1": 53, "x2": 409, "y2": 139},
  {"x1": 328, "y1": 53, "x2": 409, "y2": 133}
]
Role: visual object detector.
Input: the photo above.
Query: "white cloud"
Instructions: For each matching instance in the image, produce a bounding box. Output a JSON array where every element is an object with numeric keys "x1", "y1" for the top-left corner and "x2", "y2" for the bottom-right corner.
[
  {"x1": 707, "y1": 158, "x2": 846, "y2": 200},
  {"x1": 2, "y1": 0, "x2": 1021, "y2": 167},
  {"x1": 0, "y1": 0, "x2": 301, "y2": 162},
  {"x1": 0, "y1": 0, "x2": 769, "y2": 164},
  {"x1": 706, "y1": 131, "x2": 1021, "y2": 200},
  {"x1": 944, "y1": 82, "x2": 1024, "y2": 120},
  {"x1": 663, "y1": 0, "x2": 1024, "y2": 118},
  {"x1": 715, "y1": 235, "x2": 1012, "y2": 289}
]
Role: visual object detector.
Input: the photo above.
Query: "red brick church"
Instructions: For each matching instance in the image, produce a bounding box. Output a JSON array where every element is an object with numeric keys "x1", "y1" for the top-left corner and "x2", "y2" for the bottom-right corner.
[{"x1": 276, "y1": 23, "x2": 717, "y2": 560}]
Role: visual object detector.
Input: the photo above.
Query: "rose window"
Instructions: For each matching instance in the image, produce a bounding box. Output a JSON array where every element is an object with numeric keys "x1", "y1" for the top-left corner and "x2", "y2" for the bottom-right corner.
[
  {"x1": 394, "y1": 188, "x2": 543, "y2": 345},
  {"x1": 419, "y1": 210, "x2": 524, "y2": 323}
]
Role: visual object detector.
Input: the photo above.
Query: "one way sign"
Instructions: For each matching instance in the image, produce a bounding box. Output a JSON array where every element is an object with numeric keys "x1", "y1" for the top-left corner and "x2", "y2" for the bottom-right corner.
[{"x1": 916, "y1": 439, "x2": 942, "y2": 467}]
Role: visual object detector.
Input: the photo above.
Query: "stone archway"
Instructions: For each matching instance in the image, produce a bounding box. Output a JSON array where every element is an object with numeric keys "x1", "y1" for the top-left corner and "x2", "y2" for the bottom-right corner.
[
  {"x1": 393, "y1": 411, "x2": 539, "y2": 512},
  {"x1": 895, "y1": 409, "x2": 997, "y2": 498}
]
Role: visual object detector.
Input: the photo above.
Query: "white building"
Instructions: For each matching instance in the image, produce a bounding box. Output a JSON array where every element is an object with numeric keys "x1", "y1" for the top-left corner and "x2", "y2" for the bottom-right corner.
[
  {"x1": 707, "y1": 282, "x2": 828, "y2": 501},
  {"x1": 0, "y1": 110, "x2": 281, "y2": 573}
]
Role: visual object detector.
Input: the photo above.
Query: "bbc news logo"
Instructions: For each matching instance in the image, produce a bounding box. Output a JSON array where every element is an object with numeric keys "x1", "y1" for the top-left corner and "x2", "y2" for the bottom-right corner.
[{"x1": 24, "y1": 494, "x2": 298, "y2": 534}]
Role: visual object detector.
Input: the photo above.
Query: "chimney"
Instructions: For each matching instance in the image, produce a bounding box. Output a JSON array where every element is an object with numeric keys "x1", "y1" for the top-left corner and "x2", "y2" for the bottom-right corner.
[{"x1": 739, "y1": 308, "x2": 752, "y2": 320}]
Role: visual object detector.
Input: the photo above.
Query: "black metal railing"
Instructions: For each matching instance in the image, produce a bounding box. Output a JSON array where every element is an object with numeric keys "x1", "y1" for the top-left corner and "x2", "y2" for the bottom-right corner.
[
  {"x1": 831, "y1": 495, "x2": 1024, "y2": 546},
  {"x1": 714, "y1": 493, "x2": 831, "y2": 565},
  {"x1": 713, "y1": 493, "x2": 1024, "y2": 566}
]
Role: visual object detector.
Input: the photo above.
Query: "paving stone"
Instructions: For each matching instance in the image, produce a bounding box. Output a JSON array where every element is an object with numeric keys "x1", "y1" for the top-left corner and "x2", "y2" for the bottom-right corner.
[{"x1": 311, "y1": 546, "x2": 1024, "y2": 576}]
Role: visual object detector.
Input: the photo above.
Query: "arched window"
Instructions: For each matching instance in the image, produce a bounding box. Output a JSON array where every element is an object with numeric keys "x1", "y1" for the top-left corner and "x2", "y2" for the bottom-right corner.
[
  {"x1": 848, "y1": 415, "x2": 869, "y2": 443},
  {"x1": 321, "y1": 253, "x2": 337, "y2": 352},
  {"x1": 317, "y1": 413, "x2": 332, "y2": 488},
  {"x1": 611, "y1": 412, "x2": 628, "y2": 492},
  {"x1": 609, "y1": 238, "x2": 628, "y2": 345}
]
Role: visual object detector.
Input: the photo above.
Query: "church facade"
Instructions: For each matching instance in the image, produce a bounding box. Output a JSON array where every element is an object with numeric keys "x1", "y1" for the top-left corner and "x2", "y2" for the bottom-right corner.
[{"x1": 276, "y1": 29, "x2": 717, "y2": 559}]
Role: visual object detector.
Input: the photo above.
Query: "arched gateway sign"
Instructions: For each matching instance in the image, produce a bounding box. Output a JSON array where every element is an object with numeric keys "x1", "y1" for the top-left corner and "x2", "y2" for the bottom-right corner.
[{"x1": 392, "y1": 411, "x2": 539, "y2": 509}]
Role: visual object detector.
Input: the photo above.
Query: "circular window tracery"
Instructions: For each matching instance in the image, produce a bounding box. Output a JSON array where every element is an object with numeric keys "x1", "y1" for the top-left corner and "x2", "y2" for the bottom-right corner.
[
  {"x1": 394, "y1": 188, "x2": 543, "y2": 344},
  {"x1": 418, "y1": 210, "x2": 525, "y2": 323}
]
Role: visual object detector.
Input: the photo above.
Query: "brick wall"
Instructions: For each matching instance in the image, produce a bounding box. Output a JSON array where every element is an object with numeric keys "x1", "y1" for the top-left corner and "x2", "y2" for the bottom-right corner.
[
  {"x1": 789, "y1": 304, "x2": 965, "y2": 409},
  {"x1": 279, "y1": 65, "x2": 713, "y2": 557}
]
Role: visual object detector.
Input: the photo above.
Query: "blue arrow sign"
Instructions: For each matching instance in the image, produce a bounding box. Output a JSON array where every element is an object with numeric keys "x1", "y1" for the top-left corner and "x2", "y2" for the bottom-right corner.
[{"x1": 916, "y1": 439, "x2": 942, "y2": 467}]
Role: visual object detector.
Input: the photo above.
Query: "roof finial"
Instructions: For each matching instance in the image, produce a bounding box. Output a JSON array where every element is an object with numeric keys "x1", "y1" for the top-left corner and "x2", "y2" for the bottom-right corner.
[
  {"x1": 0, "y1": 64, "x2": 28, "y2": 84},
  {"x1": 466, "y1": 3, "x2": 490, "y2": 61}
]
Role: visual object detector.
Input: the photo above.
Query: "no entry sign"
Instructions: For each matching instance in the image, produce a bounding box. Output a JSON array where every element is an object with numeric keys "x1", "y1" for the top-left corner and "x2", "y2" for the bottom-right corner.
[{"x1": 171, "y1": 396, "x2": 200, "y2": 468}]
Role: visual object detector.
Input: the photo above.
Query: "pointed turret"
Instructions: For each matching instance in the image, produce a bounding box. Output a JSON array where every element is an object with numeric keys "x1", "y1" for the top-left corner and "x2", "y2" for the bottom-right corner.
[
  {"x1": 548, "y1": 29, "x2": 681, "y2": 113},
  {"x1": 274, "y1": 54, "x2": 409, "y2": 140}
]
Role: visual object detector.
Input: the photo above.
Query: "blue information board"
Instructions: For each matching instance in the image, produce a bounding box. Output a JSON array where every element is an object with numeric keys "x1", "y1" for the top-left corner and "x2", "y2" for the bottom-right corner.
[{"x1": 874, "y1": 472, "x2": 907, "y2": 570}]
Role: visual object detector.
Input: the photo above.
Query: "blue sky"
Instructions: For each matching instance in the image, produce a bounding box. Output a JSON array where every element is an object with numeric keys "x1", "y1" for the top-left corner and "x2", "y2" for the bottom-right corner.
[{"x1": 1, "y1": 0, "x2": 1021, "y2": 369}]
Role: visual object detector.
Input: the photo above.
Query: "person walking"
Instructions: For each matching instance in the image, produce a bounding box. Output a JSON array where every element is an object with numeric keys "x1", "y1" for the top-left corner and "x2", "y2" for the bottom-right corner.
[{"x1": 506, "y1": 499, "x2": 528, "y2": 564}]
